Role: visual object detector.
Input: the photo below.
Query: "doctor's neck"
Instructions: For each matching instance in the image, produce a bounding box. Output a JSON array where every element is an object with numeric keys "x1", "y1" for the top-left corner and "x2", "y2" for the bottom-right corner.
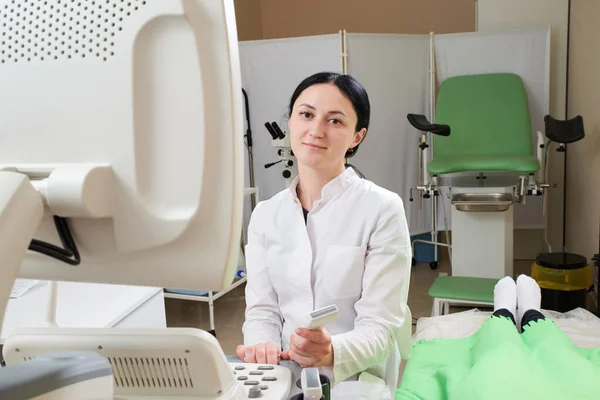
[{"x1": 296, "y1": 162, "x2": 345, "y2": 211}]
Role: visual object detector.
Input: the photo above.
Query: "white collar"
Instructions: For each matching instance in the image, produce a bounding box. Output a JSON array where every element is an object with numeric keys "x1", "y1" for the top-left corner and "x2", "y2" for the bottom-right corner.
[{"x1": 289, "y1": 167, "x2": 360, "y2": 207}]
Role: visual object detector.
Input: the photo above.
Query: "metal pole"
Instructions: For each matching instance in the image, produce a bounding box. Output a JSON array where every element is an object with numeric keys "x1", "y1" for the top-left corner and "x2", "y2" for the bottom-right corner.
[
  {"x1": 432, "y1": 192, "x2": 438, "y2": 263},
  {"x1": 429, "y1": 31, "x2": 438, "y2": 264}
]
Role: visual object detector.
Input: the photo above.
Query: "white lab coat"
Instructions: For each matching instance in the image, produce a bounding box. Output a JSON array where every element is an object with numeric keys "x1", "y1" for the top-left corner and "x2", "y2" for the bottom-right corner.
[{"x1": 243, "y1": 167, "x2": 412, "y2": 391}]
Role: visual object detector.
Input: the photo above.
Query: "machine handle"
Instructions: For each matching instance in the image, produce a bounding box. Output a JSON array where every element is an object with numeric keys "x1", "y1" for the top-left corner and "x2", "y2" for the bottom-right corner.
[{"x1": 264, "y1": 160, "x2": 283, "y2": 168}]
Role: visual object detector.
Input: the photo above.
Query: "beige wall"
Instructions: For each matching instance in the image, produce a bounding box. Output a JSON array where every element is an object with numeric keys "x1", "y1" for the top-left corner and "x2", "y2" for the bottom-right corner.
[
  {"x1": 234, "y1": 0, "x2": 262, "y2": 41},
  {"x1": 260, "y1": 0, "x2": 475, "y2": 38},
  {"x1": 234, "y1": 0, "x2": 476, "y2": 41},
  {"x1": 566, "y1": 1, "x2": 600, "y2": 289}
]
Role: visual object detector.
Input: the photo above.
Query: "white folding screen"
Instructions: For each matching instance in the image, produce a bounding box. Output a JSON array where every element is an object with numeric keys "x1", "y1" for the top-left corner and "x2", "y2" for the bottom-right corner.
[
  {"x1": 433, "y1": 28, "x2": 551, "y2": 230},
  {"x1": 476, "y1": 0, "x2": 568, "y2": 125},
  {"x1": 345, "y1": 33, "x2": 432, "y2": 235},
  {"x1": 239, "y1": 34, "x2": 342, "y2": 230},
  {"x1": 238, "y1": 28, "x2": 552, "y2": 241}
]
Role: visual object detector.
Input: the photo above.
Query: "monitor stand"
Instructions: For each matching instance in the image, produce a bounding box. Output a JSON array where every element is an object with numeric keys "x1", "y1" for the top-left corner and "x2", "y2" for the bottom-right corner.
[{"x1": 0, "y1": 171, "x2": 44, "y2": 336}]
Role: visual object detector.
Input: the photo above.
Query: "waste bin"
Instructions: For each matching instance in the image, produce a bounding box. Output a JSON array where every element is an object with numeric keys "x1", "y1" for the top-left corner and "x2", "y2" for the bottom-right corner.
[{"x1": 531, "y1": 252, "x2": 592, "y2": 312}]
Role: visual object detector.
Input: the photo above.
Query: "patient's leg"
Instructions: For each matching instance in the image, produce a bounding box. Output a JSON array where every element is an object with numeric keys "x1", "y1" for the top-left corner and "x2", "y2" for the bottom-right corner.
[
  {"x1": 520, "y1": 309, "x2": 545, "y2": 330},
  {"x1": 448, "y1": 277, "x2": 526, "y2": 399},
  {"x1": 516, "y1": 275, "x2": 600, "y2": 398},
  {"x1": 491, "y1": 308, "x2": 516, "y2": 325},
  {"x1": 492, "y1": 276, "x2": 517, "y2": 325},
  {"x1": 516, "y1": 274, "x2": 544, "y2": 330},
  {"x1": 397, "y1": 277, "x2": 524, "y2": 399}
]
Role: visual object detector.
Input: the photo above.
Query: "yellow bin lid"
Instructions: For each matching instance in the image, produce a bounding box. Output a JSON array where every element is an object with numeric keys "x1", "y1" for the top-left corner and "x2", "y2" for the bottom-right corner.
[{"x1": 532, "y1": 253, "x2": 592, "y2": 291}]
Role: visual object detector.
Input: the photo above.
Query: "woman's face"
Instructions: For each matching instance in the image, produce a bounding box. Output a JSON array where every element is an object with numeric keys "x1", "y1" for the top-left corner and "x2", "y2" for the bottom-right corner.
[{"x1": 288, "y1": 83, "x2": 365, "y2": 171}]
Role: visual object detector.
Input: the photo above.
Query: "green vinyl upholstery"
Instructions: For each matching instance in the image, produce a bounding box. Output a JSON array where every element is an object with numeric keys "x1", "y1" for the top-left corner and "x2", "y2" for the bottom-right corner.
[
  {"x1": 430, "y1": 73, "x2": 540, "y2": 175},
  {"x1": 429, "y1": 276, "x2": 499, "y2": 303}
]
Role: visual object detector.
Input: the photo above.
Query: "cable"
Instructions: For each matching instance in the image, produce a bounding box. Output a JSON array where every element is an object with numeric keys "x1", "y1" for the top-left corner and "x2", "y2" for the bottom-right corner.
[
  {"x1": 28, "y1": 216, "x2": 80, "y2": 266},
  {"x1": 242, "y1": 88, "x2": 253, "y2": 148},
  {"x1": 242, "y1": 88, "x2": 257, "y2": 211}
]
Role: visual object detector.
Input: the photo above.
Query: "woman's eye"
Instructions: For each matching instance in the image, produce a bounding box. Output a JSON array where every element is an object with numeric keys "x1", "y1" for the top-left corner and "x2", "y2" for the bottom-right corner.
[
  {"x1": 330, "y1": 119, "x2": 341, "y2": 125},
  {"x1": 300, "y1": 111, "x2": 312, "y2": 118}
]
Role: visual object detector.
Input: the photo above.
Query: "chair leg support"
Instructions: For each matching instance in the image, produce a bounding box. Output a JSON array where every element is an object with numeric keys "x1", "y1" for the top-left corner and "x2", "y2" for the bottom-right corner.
[{"x1": 432, "y1": 298, "x2": 441, "y2": 316}]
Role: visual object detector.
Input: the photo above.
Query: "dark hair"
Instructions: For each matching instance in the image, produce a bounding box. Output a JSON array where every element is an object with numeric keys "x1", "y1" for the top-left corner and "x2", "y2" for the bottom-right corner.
[{"x1": 288, "y1": 72, "x2": 370, "y2": 158}]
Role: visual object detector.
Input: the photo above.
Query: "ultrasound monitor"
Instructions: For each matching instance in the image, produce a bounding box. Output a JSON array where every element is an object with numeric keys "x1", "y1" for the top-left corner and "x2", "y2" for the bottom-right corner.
[{"x1": 0, "y1": 0, "x2": 244, "y2": 329}]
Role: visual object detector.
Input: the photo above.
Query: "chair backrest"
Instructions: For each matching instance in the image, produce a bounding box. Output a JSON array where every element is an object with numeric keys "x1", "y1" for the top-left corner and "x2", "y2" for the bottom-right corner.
[{"x1": 434, "y1": 73, "x2": 533, "y2": 157}]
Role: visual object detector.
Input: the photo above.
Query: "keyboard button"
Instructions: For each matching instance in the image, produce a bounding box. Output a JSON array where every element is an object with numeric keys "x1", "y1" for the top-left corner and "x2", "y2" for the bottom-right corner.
[
  {"x1": 235, "y1": 366, "x2": 246, "y2": 370},
  {"x1": 258, "y1": 366, "x2": 275, "y2": 370},
  {"x1": 249, "y1": 371, "x2": 264, "y2": 375},
  {"x1": 244, "y1": 380, "x2": 260, "y2": 385},
  {"x1": 262, "y1": 376, "x2": 277, "y2": 381},
  {"x1": 237, "y1": 376, "x2": 248, "y2": 381},
  {"x1": 248, "y1": 386, "x2": 262, "y2": 398},
  {"x1": 260, "y1": 385, "x2": 269, "y2": 390}
]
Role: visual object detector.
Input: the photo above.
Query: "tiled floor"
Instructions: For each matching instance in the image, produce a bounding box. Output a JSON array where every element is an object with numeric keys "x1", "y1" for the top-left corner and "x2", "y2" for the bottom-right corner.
[{"x1": 165, "y1": 259, "x2": 535, "y2": 356}]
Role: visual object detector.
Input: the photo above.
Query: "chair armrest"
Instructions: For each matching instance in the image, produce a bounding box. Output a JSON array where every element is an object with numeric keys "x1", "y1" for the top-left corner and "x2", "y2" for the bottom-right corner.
[
  {"x1": 407, "y1": 114, "x2": 450, "y2": 136},
  {"x1": 544, "y1": 115, "x2": 585, "y2": 144}
]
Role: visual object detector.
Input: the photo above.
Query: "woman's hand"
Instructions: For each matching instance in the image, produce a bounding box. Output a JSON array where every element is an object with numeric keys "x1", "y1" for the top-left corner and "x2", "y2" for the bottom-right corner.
[
  {"x1": 236, "y1": 342, "x2": 281, "y2": 365},
  {"x1": 281, "y1": 327, "x2": 334, "y2": 368}
]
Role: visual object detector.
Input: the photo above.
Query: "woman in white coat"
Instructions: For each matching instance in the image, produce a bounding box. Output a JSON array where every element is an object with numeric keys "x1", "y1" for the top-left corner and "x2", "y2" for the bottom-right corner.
[{"x1": 236, "y1": 72, "x2": 412, "y2": 389}]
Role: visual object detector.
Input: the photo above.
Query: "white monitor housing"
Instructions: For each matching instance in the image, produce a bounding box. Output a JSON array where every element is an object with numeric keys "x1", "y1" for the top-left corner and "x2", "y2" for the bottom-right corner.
[{"x1": 0, "y1": 0, "x2": 244, "y2": 330}]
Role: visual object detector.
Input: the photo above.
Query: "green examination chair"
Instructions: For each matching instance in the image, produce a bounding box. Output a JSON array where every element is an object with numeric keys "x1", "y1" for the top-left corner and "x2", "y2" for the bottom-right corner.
[
  {"x1": 406, "y1": 72, "x2": 585, "y2": 281},
  {"x1": 408, "y1": 71, "x2": 585, "y2": 184},
  {"x1": 406, "y1": 73, "x2": 540, "y2": 272},
  {"x1": 407, "y1": 73, "x2": 584, "y2": 282},
  {"x1": 431, "y1": 72, "x2": 539, "y2": 176}
]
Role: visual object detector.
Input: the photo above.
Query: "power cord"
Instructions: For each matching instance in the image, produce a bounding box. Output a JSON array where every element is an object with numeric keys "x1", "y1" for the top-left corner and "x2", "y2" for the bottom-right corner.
[{"x1": 28, "y1": 216, "x2": 80, "y2": 266}]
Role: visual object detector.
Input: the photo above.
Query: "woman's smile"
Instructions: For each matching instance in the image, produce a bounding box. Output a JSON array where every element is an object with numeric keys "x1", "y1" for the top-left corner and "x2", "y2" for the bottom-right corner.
[{"x1": 303, "y1": 142, "x2": 327, "y2": 150}]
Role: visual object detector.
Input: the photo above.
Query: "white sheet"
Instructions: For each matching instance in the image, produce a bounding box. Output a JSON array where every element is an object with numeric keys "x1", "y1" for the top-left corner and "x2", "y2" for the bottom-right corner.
[
  {"x1": 345, "y1": 33, "x2": 431, "y2": 235},
  {"x1": 238, "y1": 34, "x2": 342, "y2": 233},
  {"x1": 414, "y1": 307, "x2": 600, "y2": 349},
  {"x1": 433, "y1": 28, "x2": 550, "y2": 230}
]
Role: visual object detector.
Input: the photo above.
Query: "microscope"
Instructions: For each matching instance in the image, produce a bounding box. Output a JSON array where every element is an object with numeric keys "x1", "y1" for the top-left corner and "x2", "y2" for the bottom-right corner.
[{"x1": 264, "y1": 122, "x2": 296, "y2": 188}]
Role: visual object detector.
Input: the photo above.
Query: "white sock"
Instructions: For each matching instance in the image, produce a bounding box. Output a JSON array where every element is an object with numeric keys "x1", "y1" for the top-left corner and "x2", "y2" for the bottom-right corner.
[
  {"x1": 494, "y1": 276, "x2": 517, "y2": 317},
  {"x1": 517, "y1": 274, "x2": 541, "y2": 323}
]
